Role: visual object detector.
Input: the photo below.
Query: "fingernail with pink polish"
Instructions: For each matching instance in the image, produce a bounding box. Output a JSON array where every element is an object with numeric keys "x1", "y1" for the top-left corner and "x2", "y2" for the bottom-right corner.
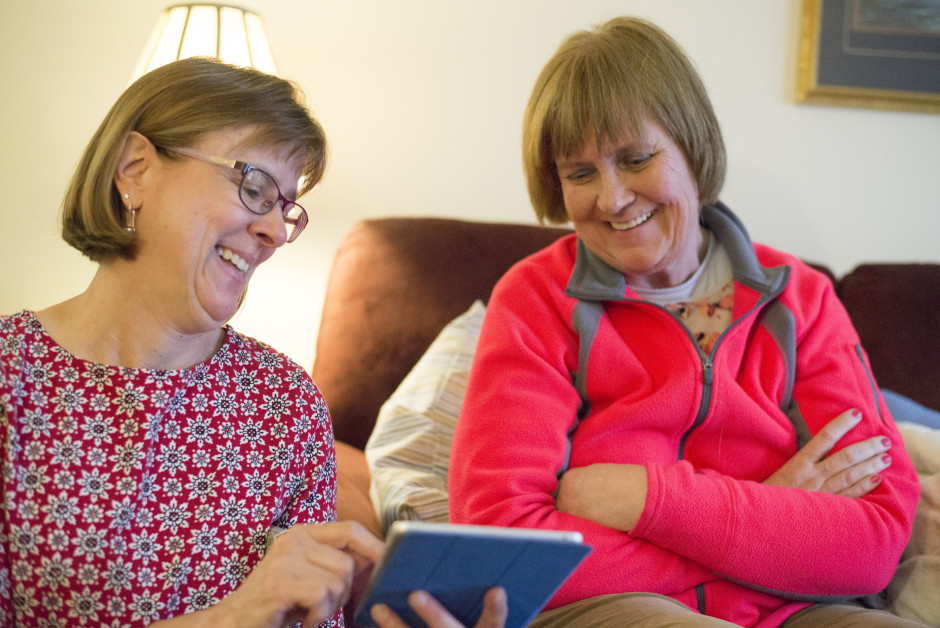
[
  {"x1": 870, "y1": 474, "x2": 882, "y2": 485},
  {"x1": 881, "y1": 437, "x2": 891, "y2": 449}
]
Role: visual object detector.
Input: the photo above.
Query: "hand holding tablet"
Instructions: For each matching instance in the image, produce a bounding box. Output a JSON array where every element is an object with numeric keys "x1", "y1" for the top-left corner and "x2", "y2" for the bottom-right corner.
[{"x1": 355, "y1": 522, "x2": 591, "y2": 628}]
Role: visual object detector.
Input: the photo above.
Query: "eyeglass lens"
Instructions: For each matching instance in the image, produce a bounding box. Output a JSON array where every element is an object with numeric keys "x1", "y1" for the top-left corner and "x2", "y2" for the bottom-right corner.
[{"x1": 240, "y1": 169, "x2": 307, "y2": 242}]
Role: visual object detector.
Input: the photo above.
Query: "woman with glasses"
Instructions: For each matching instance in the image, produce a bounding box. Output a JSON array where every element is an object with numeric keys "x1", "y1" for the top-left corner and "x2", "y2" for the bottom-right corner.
[{"x1": 0, "y1": 57, "x2": 506, "y2": 628}]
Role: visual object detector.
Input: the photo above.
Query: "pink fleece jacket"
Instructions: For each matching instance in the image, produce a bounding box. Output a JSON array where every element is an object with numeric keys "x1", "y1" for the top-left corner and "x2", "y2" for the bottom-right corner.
[{"x1": 448, "y1": 203, "x2": 919, "y2": 627}]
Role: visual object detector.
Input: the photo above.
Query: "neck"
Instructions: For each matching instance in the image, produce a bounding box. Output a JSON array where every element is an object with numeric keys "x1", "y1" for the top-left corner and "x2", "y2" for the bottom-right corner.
[
  {"x1": 625, "y1": 226, "x2": 711, "y2": 290},
  {"x1": 35, "y1": 265, "x2": 225, "y2": 370},
  {"x1": 669, "y1": 226, "x2": 711, "y2": 287}
]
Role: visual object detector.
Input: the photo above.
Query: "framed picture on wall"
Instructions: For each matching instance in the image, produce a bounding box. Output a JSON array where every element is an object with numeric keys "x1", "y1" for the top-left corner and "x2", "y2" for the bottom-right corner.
[{"x1": 796, "y1": 0, "x2": 940, "y2": 114}]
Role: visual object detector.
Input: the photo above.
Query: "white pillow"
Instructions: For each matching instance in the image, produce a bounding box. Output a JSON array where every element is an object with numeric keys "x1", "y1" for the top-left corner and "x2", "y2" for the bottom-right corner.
[
  {"x1": 365, "y1": 300, "x2": 485, "y2": 534},
  {"x1": 885, "y1": 421, "x2": 940, "y2": 626}
]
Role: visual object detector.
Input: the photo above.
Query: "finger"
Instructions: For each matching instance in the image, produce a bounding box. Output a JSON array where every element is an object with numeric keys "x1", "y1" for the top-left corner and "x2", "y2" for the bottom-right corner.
[
  {"x1": 300, "y1": 584, "x2": 346, "y2": 626},
  {"x1": 816, "y1": 433, "x2": 891, "y2": 479},
  {"x1": 266, "y1": 526, "x2": 362, "y2": 617},
  {"x1": 271, "y1": 527, "x2": 358, "y2": 585},
  {"x1": 408, "y1": 590, "x2": 465, "y2": 628},
  {"x1": 299, "y1": 573, "x2": 349, "y2": 626},
  {"x1": 475, "y1": 587, "x2": 508, "y2": 628},
  {"x1": 217, "y1": 544, "x2": 351, "y2": 627},
  {"x1": 371, "y1": 603, "x2": 410, "y2": 628},
  {"x1": 301, "y1": 520, "x2": 386, "y2": 565},
  {"x1": 838, "y1": 471, "x2": 885, "y2": 500},
  {"x1": 799, "y1": 409, "x2": 863, "y2": 462},
  {"x1": 764, "y1": 410, "x2": 868, "y2": 490},
  {"x1": 286, "y1": 551, "x2": 355, "y2": 618},
  {"x1": 277, "y1": 553, "x2": 352, "y2": 625},
  {"x1": 301, "y1": 545, "x2": 356, "y2": 609},
  {"x1": 821, "y1": 452, "x2": 892, "y2": 496}
]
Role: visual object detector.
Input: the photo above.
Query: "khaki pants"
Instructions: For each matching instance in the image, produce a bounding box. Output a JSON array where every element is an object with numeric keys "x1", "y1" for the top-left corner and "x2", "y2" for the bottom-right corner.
[{"x1": 528, "y1": 593, "x2": 928, "y2": 627}]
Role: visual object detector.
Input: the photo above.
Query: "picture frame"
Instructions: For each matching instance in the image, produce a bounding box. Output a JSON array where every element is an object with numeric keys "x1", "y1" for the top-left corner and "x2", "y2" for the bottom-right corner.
[{"x1": 796, "y1": 0, "x2": 940, "y2": 115}]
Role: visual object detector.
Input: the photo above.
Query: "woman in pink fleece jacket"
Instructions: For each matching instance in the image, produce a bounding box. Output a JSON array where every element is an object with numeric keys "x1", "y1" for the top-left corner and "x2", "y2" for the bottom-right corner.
[{"x1": 448, "y1": 16, "x2": 922, "y2": 628}]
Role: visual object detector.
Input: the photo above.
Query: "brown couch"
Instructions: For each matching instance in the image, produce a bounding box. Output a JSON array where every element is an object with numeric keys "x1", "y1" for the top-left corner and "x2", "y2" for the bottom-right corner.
[{"x1": 312, "y1": 217, "x2": 940, "y2": 620}]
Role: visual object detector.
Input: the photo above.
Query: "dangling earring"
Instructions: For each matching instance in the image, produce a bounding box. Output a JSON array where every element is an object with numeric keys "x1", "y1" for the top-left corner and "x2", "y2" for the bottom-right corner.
[{"x1": 124, "y1": 193, "x2": 136, "y2": 233}]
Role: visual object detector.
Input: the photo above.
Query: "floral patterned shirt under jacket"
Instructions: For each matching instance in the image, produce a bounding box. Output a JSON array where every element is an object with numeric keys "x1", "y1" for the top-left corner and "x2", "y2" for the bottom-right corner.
[{"x1": 0, "y1": 310, "x2": 341, "y2": 627}]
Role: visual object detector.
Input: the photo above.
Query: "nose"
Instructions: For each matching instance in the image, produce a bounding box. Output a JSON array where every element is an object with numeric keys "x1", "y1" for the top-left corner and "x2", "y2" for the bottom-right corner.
[
  {"x1": 249, "y1": 204, "x2": 289, "y2": 248},
  {"x1": 597, "y1": 170, "x2": 635, "y2": 216}
]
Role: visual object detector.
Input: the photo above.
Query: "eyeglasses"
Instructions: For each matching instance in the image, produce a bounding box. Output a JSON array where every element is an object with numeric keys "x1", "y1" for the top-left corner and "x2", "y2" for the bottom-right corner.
[{"x1": 157, "y1": 145, "x2": 308, "y2": 243}]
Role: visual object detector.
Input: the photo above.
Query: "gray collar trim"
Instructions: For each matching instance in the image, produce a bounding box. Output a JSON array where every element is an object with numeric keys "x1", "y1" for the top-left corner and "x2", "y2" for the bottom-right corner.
[{"x1": 564, "y1": 202, "x2": 789, "y2": 303}]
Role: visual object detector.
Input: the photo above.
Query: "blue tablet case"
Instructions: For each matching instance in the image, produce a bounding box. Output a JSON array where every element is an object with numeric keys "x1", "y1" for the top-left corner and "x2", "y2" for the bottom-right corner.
[{"x1": 354, "y1": 522, "x2": 591, "y2": 628}]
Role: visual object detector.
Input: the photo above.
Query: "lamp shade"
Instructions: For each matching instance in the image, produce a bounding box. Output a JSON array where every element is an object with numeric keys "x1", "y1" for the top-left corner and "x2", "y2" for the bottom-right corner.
[{"x1": 131, "y1": 4, "x2": 277, "y2": 80}]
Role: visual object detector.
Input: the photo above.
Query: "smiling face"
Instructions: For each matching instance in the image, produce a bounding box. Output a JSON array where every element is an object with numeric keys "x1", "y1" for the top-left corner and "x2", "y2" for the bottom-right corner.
[
  {"x1": 554, "y1": 119, "x2": 706, "y2": 290},
  {"x1": 133, "y1": 127, "x2": 303, "y2": 332}
]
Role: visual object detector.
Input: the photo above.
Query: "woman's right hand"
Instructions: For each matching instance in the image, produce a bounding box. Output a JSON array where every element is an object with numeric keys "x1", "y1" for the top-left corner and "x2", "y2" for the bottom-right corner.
[
  {"x1": 191, "y1": 520, "x2": 384, "y2": 628},
  {"x1": 764, "y1": 408, "x2": 893, "y2": 498}
]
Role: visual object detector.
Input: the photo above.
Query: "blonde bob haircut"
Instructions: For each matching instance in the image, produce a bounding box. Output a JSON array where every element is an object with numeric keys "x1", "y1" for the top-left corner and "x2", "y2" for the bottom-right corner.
[
  {"x1": 522, "y1": 17, "x2": 726, "y2": 224},
  {"x1": 62, "y1": 57, "x2": 328, "y2": 261}
]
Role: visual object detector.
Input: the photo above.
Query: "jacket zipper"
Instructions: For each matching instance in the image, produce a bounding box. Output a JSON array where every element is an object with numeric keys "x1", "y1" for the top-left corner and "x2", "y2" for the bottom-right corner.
[
  {"x1": 665, "y1": 293, "x2": 775, "y2": 460},
  {"x1": 664, "y1": 302, "x2": 776, "y2": 616},
  {"x1": 679, "y1": 353, "x2": 713, "y2": 460},
  {"x1": 659, "y1": 301, "x2": 718, "y2": 461}
]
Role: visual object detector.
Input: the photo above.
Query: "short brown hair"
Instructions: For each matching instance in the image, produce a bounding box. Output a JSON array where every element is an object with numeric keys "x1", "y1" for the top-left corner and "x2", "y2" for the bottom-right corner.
[
  {"x1": 61, "y1": 57, "x2": 328, "y2": 261},
  {"x1": 522, "y1": 17, "x2": 726, "y2": 224}
]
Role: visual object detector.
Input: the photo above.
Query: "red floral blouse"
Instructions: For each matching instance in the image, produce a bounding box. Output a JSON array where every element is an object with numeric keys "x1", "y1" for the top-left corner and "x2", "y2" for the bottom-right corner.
[{"x1": 0, "y1": 311, "x2": 341, "y2": 627}]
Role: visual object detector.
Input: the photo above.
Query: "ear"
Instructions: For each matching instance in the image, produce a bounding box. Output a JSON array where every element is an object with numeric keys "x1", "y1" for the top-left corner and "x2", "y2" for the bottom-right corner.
[{"x1": 113, "y1": 131, "x2": 157, "y2": 203}]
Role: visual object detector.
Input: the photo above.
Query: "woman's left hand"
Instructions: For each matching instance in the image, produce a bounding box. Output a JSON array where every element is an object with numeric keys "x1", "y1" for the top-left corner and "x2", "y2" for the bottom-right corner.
[
  {"x1": 555, "y1": 463, "x2": 648, "y2": 531},
  {"x1": 764, "y1": 408, "x2": 892, "y2": 497},
  {"x1": 370, "y1": 586, "x2": 508, "y2": 628}
]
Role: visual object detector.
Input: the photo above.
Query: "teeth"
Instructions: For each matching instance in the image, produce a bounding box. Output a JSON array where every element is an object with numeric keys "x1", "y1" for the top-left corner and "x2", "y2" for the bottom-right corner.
[
  {"x1": 216, "y1": 246, "x2": 249, "y2": 272},
  {"x1": 611, "y1": 211, "x2": 654, "y2": 231}
]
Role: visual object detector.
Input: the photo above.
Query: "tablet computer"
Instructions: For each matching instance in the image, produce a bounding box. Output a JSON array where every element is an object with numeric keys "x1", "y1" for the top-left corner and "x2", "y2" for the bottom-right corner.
[{"x1": 353, "y1": 521, "x2": 591, "y2": 628}]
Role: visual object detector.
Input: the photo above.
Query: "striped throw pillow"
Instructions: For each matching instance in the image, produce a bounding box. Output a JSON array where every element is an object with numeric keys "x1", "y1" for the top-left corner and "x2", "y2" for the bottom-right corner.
[{"x1": 365, "y1": 301, "x2": 485, "y2": 533}]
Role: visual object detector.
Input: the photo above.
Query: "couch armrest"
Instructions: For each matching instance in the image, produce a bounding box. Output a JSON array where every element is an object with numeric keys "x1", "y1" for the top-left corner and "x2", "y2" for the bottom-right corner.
[
  {"x1": 336, "y1": 441, "x2": 381, "y2": 537},
  {"x1": 335, "y1": 440, "x2": 382, "y2": 627}
]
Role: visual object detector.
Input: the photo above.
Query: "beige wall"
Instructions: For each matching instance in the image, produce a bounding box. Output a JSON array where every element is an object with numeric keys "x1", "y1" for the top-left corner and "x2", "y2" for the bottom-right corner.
[{"x1": 2, "y1": 0, "x2": 938, "y2": 372}]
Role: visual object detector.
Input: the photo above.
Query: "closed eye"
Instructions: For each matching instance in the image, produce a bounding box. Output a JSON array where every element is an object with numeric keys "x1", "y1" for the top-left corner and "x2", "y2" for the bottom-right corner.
[
  {"x1": 619, "y1": 152, "x2": 653, "y2": 171},
  {"x1": 561, "y1": 166, "x2": 596, "y2": 184},
  {"x1": 242, "y1": 183, "x2": 264, "y2": 202}
]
